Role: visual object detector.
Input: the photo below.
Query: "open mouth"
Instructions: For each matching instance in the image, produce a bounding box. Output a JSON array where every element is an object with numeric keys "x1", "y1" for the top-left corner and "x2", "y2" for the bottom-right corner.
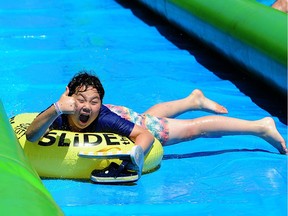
[{"x1": 79, "y1": 114, "x2": 90, "y2": 124}]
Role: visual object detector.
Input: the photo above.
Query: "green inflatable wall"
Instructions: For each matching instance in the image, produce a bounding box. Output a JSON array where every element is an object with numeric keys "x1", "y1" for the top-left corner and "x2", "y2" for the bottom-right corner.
[
  {"x1": 136, "y1": 0, "x2": 287, "y2": 94},
  {"x1": 0, "y1": 101, "x2": 63, "y2": 215}
]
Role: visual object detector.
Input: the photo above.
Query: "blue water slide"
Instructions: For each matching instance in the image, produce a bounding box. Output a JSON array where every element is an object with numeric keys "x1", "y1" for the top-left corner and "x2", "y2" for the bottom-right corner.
[{"x1": 135, "y1": 0, "x2": 287, "y2": 94}]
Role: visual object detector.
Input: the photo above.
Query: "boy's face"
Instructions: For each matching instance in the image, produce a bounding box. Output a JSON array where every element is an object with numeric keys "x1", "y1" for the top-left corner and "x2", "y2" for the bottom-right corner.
[{"x1": 68, "y1": 85, "x2": 101, "y2": 131}]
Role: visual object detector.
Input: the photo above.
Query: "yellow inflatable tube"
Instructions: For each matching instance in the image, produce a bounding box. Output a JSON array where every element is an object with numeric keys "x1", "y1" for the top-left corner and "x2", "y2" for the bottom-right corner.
[{"x1": 10, "y1": 113, "x2": 164, "y2": 179}]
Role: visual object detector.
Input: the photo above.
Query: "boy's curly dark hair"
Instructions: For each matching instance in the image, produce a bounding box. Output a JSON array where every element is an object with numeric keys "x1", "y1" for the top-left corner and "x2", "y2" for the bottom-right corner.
[{"x1": 67, "y1": 70, "x2": 105, "y2": 101}]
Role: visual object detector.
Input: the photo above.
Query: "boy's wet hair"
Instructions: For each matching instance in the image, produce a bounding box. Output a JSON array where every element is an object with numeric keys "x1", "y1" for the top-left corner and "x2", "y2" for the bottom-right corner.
[{"x1": 67, "y1": 70, "x2": 105, "y2": 101}]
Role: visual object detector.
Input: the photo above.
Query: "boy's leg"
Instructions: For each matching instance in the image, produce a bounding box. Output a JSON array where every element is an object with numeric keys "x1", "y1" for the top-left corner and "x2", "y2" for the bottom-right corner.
[
  {"x1": 165, "y1": 116, "x2": 287, "y2": 154},
  {"x1": 144, "y1": 89, "x2": 228, "y2": 118}
]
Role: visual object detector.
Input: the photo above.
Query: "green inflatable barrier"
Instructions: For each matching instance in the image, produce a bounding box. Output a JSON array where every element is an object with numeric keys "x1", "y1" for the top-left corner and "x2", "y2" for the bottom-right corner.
[
  {"x1": 0, "y1": 101, "x2": 63, "y2": 216},
  {"x1": 136, "y1": 0, "x2": 287, "y2": 94}
]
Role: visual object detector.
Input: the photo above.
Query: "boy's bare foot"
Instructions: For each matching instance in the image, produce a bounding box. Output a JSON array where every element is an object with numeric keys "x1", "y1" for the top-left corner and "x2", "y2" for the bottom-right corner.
[
  {"x1": 144, "y1": 89, "x2": 227, "y2": 118},
  {"x1": 188, "y1": 89, "x2": 228, "y2": 114},
  {"x1": 258, "y1": 117, "x2": 287, "y2": 154}
]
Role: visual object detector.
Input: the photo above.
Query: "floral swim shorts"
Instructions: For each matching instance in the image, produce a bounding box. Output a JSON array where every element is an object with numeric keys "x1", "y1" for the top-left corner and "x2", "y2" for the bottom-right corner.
[{"x1": 105, "y1": 104, "x2": 169, "y2": 145}]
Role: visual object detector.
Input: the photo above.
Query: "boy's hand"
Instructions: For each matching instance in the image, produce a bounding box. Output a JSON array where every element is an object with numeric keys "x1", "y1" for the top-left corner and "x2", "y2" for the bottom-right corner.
[{"x1": 57, "y1": 87, "x2": 76, "y2": 114}]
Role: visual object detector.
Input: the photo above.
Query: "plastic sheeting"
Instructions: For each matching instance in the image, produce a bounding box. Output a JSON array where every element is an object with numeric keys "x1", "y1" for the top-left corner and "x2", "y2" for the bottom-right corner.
[
  {"x1": 0, "y1": 0, "x2": 286, "y2": 215},
  {"x1": 0, "y1": 102, "x2": 63, "y2": 215},
  {"x1": 135, "y1": 0, "x2": 287, "y2": 94}
]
